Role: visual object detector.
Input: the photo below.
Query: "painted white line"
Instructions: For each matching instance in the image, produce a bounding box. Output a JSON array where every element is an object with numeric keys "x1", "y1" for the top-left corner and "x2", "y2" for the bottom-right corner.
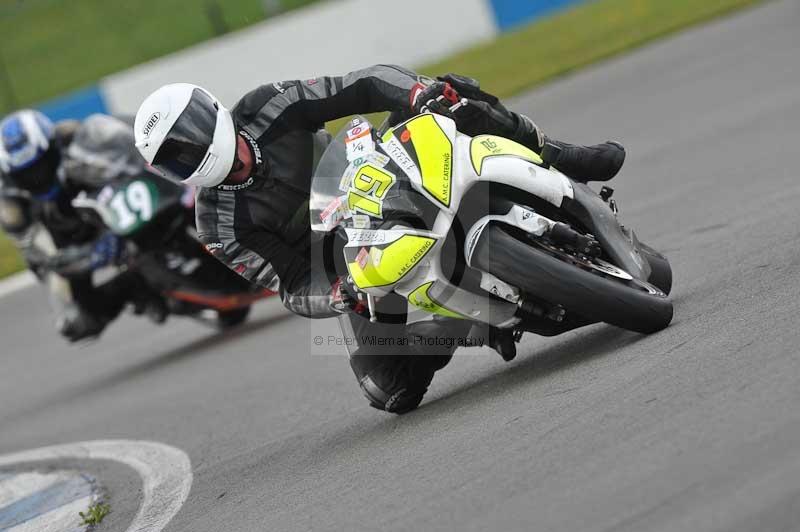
[
  {"x1": 0, "y1": 440, "x2": 192, "y2": 532},
  {"x1": 0, "y1": 271, "x2": 36, "y2": 299},
  {"x1": 6, "y1": 494, "x2": 94, "y2": 532},
  {"x1": 0, "y1": 471, "x2": 68, "y2": 508}
]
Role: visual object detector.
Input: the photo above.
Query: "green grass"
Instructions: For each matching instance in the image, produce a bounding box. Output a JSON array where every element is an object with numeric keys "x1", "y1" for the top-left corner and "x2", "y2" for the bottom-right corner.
[
  {"x1": 0, "y1": 231, "x2": 23, "y2": 279},
  {"x1": 418, "y1": 0, "x2": 766, "y2": 99},
  {"x1": 326, "y1": 0, "x2": 766, "y2": 134},
  {"x1": 79, "y1": 502, "x2": 110, "y2": 526},
  {"x1": 0, "y1": 0, "x2": 769, "y2": 278},
  {"x1": 0, "y1": 0, "x2": 318, "y2": 111}
]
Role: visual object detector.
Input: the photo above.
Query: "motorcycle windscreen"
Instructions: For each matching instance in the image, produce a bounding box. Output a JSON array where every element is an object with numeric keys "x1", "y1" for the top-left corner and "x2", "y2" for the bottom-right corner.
[{"x1": 311, "y1": 116, "x2": 400, "y2": 233}]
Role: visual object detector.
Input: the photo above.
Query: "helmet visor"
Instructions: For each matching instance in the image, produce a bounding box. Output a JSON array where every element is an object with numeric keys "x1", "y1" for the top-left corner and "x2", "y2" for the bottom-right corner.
[{"x1": 152, "y1": 88, "x2": 217, "y2": 181}]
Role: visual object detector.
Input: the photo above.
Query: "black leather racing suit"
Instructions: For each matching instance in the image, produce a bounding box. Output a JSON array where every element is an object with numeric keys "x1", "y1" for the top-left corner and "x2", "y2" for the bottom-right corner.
[{"x1": 195, "y1": 64, "x2": 544, "y2": 413}]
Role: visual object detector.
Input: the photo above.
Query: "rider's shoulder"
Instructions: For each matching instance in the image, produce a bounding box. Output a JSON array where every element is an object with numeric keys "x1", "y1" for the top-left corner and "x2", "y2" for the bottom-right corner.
[{"x1": 232, "y1": 80, "x2": 298, "y2": 122}]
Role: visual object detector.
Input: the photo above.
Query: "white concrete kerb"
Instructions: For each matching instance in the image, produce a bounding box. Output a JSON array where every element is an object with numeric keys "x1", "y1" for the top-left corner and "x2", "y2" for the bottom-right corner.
[
  {"x1": 0, "y1": 271, "x2": 36, "y2": 299},
  {"x1": 0, "y1": 440, "x2": 192, "y2": 532}
]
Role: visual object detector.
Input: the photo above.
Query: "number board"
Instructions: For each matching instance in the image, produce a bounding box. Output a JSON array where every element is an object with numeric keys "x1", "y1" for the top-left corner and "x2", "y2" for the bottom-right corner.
[{"x1": 104, "y1": 179, "x2": 160, "y2": 235}]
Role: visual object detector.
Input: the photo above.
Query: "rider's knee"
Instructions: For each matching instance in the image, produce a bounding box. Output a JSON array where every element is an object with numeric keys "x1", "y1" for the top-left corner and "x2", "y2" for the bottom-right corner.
[{"x1": 358, "y1": 375, "x2": 425, "y2": 415}]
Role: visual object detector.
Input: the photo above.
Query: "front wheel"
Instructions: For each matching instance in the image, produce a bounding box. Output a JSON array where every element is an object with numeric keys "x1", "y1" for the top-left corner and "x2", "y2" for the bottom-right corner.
[
  {"x1": 639, "y1": 242, "x2": 672, "y2": 295},
  {"x1": 217, "y1": 306, "x2": 251, "y2": 329},
  {"x1": 472, "y1": 225, "x2": 673, "y2": 334}
]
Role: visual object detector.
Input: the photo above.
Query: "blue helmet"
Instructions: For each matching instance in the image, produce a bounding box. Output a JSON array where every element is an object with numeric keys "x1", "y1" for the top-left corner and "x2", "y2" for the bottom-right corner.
[{"x1": 0, "y1": 110, "x2": 60, "y2": 196}]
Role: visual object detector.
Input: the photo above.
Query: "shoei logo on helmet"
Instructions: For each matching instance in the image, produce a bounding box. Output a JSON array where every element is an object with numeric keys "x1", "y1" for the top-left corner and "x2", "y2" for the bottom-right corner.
[{"x1": 143, "y1": 112, "x2": 161, "y2": 137}]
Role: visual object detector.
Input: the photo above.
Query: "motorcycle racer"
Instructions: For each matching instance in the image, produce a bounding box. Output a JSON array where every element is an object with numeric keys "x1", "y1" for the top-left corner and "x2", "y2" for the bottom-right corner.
[
  {"x1": 0, "y1": 110, "x2": 147, "y2": 341},
  {"x1": 134, "y1": 64, "x2": 625, "y2": 413}
]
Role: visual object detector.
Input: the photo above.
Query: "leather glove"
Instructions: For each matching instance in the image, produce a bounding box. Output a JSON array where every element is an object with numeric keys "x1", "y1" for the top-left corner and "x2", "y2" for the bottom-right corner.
[
  {"x1": 436, "y1": 73, "x2": 499, "y2": 105},
  {"x1": 410, "y1": 81, "x2": 461, "y2": 119},
  {"x1": 90, "y1": 232, "x2": 122, "y2": 270},
  {"x1": 330, "y1": 275, "x2": 369, "y2": 317}
]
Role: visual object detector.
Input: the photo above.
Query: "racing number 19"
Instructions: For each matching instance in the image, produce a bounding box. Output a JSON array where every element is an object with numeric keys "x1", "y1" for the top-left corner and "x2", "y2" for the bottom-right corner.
[{"x1": 108, "y1": 181, "x2": 154, "y2": 230}]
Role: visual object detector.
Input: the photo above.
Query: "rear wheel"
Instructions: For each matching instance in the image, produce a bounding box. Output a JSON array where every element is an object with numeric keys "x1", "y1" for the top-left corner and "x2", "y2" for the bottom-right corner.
[
  {"x1": 217, "y1": 306, "x2": 251, "y2": 329},
  {"x1": 472, "y1": 225, "x2": 673, "y2": 334}
]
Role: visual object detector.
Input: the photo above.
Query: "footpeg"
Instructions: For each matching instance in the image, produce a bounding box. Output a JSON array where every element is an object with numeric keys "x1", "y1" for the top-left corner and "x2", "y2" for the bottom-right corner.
[{"x1": 518, "y1": 300, "x2": 566, "y2": 323}]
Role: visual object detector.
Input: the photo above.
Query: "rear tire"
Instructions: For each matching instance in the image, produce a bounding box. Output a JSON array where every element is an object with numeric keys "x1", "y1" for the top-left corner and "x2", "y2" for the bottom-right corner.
[
  {"x1": 217, "y1": 306, "x2": 251, "y2": 329},
  {"x1": 473, "y1": 225, "x2": 673, "y2": 334}
]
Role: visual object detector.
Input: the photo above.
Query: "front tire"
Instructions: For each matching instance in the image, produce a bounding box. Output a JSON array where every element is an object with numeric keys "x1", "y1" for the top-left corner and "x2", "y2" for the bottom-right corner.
[
  {"x1": 639, "y1": 242, "x2": 672, "y2": 295},
  {"x1": 473, "y1": 225, "x2": 673, "y2": 334},
  {"x1": 217, "y1": 306, "x2": 251, "y2": 329}
]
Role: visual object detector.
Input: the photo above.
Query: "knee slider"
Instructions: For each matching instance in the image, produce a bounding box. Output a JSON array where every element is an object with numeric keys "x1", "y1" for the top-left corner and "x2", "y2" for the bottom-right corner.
[{"x1": 358, "y1": 376, "x2": 423, "y2": 414}]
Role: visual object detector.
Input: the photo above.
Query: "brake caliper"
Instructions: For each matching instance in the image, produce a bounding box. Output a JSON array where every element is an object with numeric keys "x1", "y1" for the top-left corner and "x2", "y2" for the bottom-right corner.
[{"x1": 547, "y1": 222, "x2": 602, "y2": 258}]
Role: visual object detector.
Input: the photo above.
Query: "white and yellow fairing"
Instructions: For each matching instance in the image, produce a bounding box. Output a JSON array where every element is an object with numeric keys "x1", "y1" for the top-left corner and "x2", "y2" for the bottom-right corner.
[{"x1": 317, "y1": 113, "x2": 575, "y2": 327}]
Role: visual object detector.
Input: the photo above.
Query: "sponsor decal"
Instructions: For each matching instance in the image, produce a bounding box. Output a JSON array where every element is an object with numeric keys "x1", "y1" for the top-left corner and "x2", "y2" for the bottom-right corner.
[
  {"x1": 381, "y1": 138, "x2": 419, "y2": 179},
  {"x1": 345, "y1": 124, "x2": 375, "y2": 161},
  {"x1": 142, "y1": 112, "x2": 160, "y2": 137},
  {"x1": 217, "y1": 176, "x2": 254, "y2": 191},
  {"x1": 205, "y1": 242, "x2": 223, "y2": 252},
  {"x1": 371, "y1": 247, "x2": 383, "y2": 267},
  {"x1": 306, "y1": 78, "x2": 319, "y2": 86},
  {"x1": 319, "y1": 196, "x2": 342, "y2": 222},
  {"x1": 352, "y1": 214, "x2": 370, "y2": 229},
  {"x1": 239, "y1": 129, "x2": 263, "y2": 165},
  {"x1": 355, "y1": 247, "x2": 369, "y2": 269},
  {"x1": 348, "y1": 230, "x2": 386, "y2": 244},
  {"x1": 370, "y1": 152, "x2": 390, "y2": 167},
  {"x1": 400, "y1": 129, "x2": 411, "y2": 143},
  {"x1": 522, "y1": 209, "x2": 533, "y2": 220},
  {"x1": 480, "y1": 137, "x2": 499, "y2": 152},
  {"x1": 346, "y1": 125, "x2": 369, "y2": 141},
  {"x1": 352, "y1": 152, "x2": 389, "y2": 169},
  {"x1": 319, "y1": 195, "x2": 351, "y2": 229},
  {"x1": 272, "y1": 81, "x2": 286, "y2": 94}
]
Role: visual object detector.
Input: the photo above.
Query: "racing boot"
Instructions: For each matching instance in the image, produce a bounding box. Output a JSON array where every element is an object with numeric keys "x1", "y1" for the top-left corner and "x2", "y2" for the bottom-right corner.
[
  {"x1": 488, "y1": 326, "x2": 517, "y2": 361},
  {"x1": 540, "y1": 138, "x2": 626, "y2": 183},
  {"x1": 512, "y1": 115, "x2": 626, "y2": 183}
]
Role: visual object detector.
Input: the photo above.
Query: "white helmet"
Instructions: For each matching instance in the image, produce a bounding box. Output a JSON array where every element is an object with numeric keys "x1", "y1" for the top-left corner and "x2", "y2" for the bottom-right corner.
[{"x1": 134, "y1": 83, "x2": 236, "y2": 187}]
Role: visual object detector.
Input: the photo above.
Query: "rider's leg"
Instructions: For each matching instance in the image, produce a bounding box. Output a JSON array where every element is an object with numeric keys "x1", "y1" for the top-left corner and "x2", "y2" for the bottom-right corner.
[
  {"x1": 342, "y1": 296, "x2": 471, "y2": 414},
  {"x1": 349, "y1": 349, "x2": 452, "y2": 414}
]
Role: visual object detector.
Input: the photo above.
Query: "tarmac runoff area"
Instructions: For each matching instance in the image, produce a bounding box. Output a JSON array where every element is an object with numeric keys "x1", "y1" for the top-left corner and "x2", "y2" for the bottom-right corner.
[{"x1": 0, "y1": 0, "x2": 799, "y2": 530}]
